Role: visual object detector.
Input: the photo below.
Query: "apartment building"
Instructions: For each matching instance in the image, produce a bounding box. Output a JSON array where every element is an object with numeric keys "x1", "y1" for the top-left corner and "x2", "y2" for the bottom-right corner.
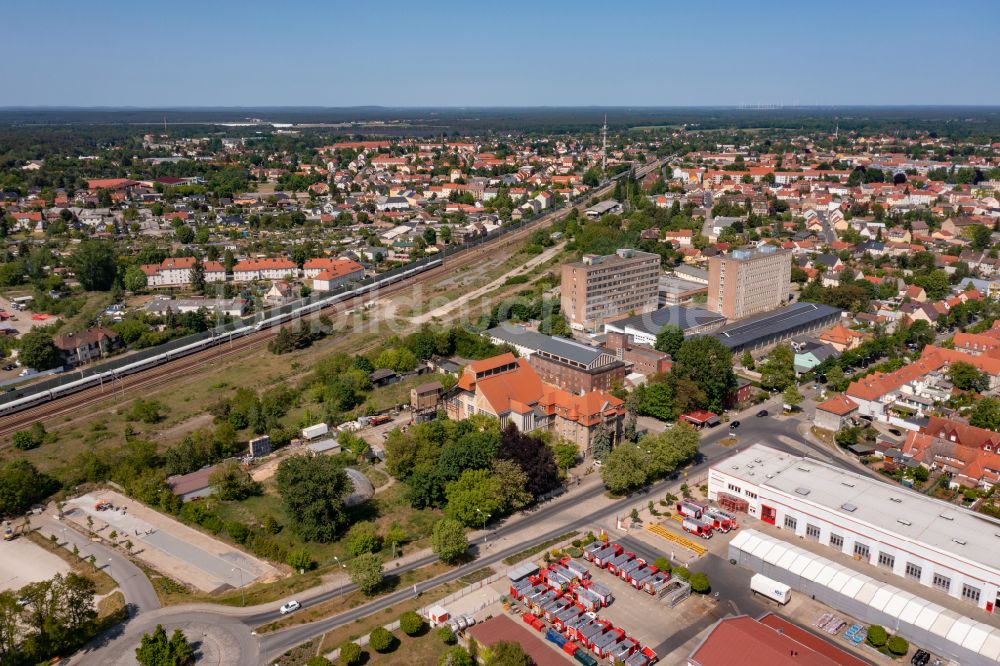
[
  {"x1": 561, "y1": 249, "x2": 660, "y2": 332},
  {"x1": 707, "y1": 246, "x2": 791, "y2": 320}
]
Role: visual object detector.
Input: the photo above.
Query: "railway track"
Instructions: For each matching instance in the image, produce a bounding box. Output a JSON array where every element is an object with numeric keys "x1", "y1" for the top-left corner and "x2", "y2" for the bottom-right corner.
[{"x1": 0, "y1": 160, "x2": 664, "y2": 439}]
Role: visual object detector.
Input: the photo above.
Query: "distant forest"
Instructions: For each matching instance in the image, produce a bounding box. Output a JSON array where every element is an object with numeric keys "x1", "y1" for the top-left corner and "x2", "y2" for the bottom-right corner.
[{"x1": 1, "y1": 106, "x2": 1000, "y2": 160}]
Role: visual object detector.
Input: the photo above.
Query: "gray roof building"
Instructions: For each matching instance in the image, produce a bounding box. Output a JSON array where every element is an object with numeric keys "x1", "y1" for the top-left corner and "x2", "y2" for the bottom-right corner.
[
  {"x1": 604, "y1": 306, "x2": 726, "y2": 346},
  {"x1": 711, "y1": 302, "x2": 842, "y2": 352}
]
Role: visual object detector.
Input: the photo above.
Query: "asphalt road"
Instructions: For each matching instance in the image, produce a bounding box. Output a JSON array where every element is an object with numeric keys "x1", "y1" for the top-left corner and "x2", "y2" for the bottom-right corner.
[{"x1": 36, "y1": 514, "x2": 160, "y2": 617}]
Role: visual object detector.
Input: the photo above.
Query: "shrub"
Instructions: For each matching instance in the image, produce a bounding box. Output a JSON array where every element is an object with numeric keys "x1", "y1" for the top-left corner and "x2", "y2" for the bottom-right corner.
[
  {"x1": 12, "y1": 429, "x2": 41, "y2": 450},
  {"x1": 399, "y1": 610, "x2": 425, "y2": 636},
  {"x1": 689, "y1": 572, "x2": 710, "y2": 594},
  {"x1": 653, "y1": 556, "x2": 671, "y2": 573},
  {"x1": 672, "y1": 566, "x2": 690, "y2": 580},
  {"x1": 346, "y1": 521, "x2": 383, "y2": 556},
  {"x1": 287, "y1": 549, "x2": 315, "y2": 570},
  {"x1": 226, "y1": 521, "x2": 251, "y2": 544},
  {"x1": 886, "y1": 635, "x2": 908, "y2": 655},
  {"x1": 339, "y1": 642, "x2": 363, "y2": 666},
  {"x1": 307, "y1": 657, "x2": 332, "y2": 666},
  {"x1": 437, "y1": 626, "x2": 456, "y2": 645},
  {"x1": 368, "y1": 627, "x2": 395, "y2": 653},
  {"x1": 866, "y1": 624, "x2": 888, "y2": 648}
]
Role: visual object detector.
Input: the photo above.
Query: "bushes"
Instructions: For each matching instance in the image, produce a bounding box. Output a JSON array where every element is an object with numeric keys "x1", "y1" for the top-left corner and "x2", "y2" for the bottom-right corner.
[
  {"x1": 368, "y1": 627, "x2": 395, "y2": 653},
  {"x1": 399, "y1": 610, "x2": 425, "y2": 636},
  {"x1": 338, "y1": 642, "x2": 363, "y2": 666},
  {"x1": 866, "y1": 624, "x2": 888, "y2": 648},
  {"x1": 346, "y1": 521, "x2": 383, "y2": 556},
  {"x1": 886, "y1": 635, "x2": 909, "y2": 656},
  {"x1": 226, "y1": 521, "x2": 251, "y2": 544},
  {"x1": 129, "y1": 399, "x2": 165, "y2": 424},
  {"x1": 287, "y1": 549, "x2": 315, "y2": 571},
  {"x1": 689, "y1": 572, "x2": 710, "y2": 594},
  {"x1": 437, "y1": 625, "x2": 456, "y2": 645},
  {"x1": 653, "y1": 556, "x2": 672, "y2": 573},
  {"x1": 12, "y1": 423, "x2": 47, "y2": 450}
]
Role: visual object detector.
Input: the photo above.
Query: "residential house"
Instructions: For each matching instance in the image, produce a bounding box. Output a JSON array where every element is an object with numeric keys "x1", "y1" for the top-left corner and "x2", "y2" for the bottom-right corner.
[
  {"x1": 818, "y1": 324, "x2": 867, "y2": 353},
  {"x1": 814, "y1": 395, "x2": 859, "y2": 432},
  {"x1": 232, "y1": 258, "x2": 298, "y2": 282},
  {"x1": 52, "y1": 326, "x2": 120, "y2": 368},
  {"x1": 902, "y1": 416, "x2": 1000, "y2": 490}
]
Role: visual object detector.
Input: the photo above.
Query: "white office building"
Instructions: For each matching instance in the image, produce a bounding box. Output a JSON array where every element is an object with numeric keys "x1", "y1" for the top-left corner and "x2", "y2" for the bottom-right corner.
[{"x1": 708, "y1": 444, "x2": 1000, "y2": 613}]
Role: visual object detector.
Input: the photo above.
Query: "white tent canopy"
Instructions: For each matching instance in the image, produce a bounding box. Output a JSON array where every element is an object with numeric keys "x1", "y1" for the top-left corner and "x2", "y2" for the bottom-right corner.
[{"x1": 729, "y1": 529, "x2": 1000, "y2": 665}]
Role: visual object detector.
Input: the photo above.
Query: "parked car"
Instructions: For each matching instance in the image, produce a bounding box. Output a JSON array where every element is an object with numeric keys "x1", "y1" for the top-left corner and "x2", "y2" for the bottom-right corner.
[
  {"x1": 888, "y1": 428, "x2": 903, "y2": 437},
  {"x1": 911, "y1": 649, "x2": 930, "y2": 666},
  {"x1": 756, "y1": 410, "x2": 768, "y2": 417},
  {"x1": 729, "y1": 420, "x2": 740, "y2": 429},
  {"x1": 279, "y1": 600, "x2": 301, "y2": 615},
  {"x1": 2, "y1": 365, "x2": 14, "y2": 372}
]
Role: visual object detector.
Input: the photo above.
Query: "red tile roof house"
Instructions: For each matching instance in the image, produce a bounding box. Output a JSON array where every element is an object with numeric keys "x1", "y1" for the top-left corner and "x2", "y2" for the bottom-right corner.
[
  {"x1": 814, "y1": 394, "x2": 859, "y2": 432},
  {"x1": 232, "y1": 258, "x2": 298, "y2": 282},
  {"x1": 446, "y1": 353, "x2": 625, "y2": 453},
  {"x1": 308, "y1": 259, "x2": 365, "y2": 292},
  {"x1": 902, "y1": 416, "x2": 1000, "y2": 490},
  {"x1": 53, "y1": 326, "x2": 120, "y2": 368}
]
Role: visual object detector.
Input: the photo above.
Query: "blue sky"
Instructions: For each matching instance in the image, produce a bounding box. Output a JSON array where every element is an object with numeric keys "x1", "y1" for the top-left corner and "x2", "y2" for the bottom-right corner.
[{"x1": 5, "y1": 0, "x2": 999, "y2": 107}]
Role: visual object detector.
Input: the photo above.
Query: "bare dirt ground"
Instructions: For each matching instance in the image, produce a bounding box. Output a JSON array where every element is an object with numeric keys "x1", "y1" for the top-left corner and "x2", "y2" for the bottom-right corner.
[
  {"x1": 63, "y1": 489, "x2": 281, "y2": 594},
  {"x1": 0, "y1": 530, "x2": 71, "y2": 592}
]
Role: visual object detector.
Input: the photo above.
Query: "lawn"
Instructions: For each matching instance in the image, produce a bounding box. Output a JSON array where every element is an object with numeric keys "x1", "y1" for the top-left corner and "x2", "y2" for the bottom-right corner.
[{"x1": 365, "y1": 627, "x2": 451, "y2": 666}]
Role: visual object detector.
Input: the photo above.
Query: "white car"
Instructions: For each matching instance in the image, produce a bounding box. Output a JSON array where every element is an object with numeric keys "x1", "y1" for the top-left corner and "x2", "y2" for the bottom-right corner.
[{"x1": 279, "y1": 600, "x2": 301, "y2": 615}]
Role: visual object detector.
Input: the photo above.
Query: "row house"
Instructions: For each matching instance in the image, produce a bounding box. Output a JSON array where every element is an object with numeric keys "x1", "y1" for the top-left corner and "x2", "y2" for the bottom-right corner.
[
  {"x1": 232, "y1": 258, "x2": 298, "y2": 282},
  {"x1": 140, "y1": 257, "x2": 226, "y2": 288},
  {"x1": 903, "y1": 416, "x2": 1000, "y2": 490}
]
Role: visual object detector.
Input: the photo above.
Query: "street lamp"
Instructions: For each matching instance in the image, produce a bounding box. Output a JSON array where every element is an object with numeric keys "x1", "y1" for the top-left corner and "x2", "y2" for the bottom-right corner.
[
  {"x1": 231, "y1": 567, "x2": 245, "y2": 606},
  {"x1": 475, "y1": 508, "x2": 491, "y2": 543},
  {"x1": 333, "y1": 556, "x2": 347, "y2": 598}
]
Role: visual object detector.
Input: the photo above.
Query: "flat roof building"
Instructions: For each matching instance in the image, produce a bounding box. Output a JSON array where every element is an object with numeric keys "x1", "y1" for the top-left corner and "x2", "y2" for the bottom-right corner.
[
  {"x1": 604, "y1": 305, "x2": 726, "y2": 347},
  {"x1": 708, "y1": 246, "x2": 791, "y2": 320},
  {"x1": 561, "y1": 249, "x2": 660, "y2": 332},
  {"x1": 710, "y1": 302, "x2": 842, "y2": 353},
  {"x1": 709, "y1": 444, "x2": 1000, "y2": 614}
]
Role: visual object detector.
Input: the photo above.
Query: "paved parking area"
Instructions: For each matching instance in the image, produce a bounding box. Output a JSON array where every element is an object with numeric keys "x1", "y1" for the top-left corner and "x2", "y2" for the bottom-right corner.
[
  {"x1": 0, "y1": 532, "x2": 71, "y2": 592},
  {"x1": 585, "y1": 556, "x2": 715, "y2": 654},
  {"x1": 64, "y1": 490, "x2": 280, "y2": 593}
]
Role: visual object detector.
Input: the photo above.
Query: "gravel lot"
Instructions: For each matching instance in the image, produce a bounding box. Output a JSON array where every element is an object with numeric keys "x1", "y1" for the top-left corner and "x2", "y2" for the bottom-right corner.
[
  {"x1": 0, "y1": 531, "x2": 71, "y2": 592},
  {"x1": 64, "y1": 490, "x2": 281, "y2": 593}
]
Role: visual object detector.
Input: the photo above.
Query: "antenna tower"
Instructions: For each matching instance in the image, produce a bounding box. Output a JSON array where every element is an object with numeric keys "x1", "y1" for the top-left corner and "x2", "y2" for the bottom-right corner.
[{"x1": 601, "y1": 115, "x2": 608, "y2": 172}]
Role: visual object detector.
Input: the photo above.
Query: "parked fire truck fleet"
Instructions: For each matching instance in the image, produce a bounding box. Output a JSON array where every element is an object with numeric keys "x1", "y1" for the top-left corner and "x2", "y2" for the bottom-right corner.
[
  {"x1": 675, "y1": 501, "x2": 739, "y2": 539},
  {"x1": 508, "y1": 549, "x2": 662, "y2": 666}
]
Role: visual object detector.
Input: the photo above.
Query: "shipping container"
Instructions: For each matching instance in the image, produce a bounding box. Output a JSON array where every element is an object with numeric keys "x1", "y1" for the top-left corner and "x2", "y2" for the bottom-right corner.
[{"x1": 750, "y1": 573, "x2": 791, "y2": 604}]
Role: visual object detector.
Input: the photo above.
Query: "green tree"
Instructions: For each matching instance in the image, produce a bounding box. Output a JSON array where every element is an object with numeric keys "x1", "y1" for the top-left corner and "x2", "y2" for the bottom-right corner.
[
  {"x1": 689, "y1": 571, "x2": 711, "y2": 594},
  {"x1": 349, "y1": 553, "x2": 384, "y2": 595},
  {"x1": 274, "y1": 455, "x2": 350, "y2": 542},
  {"x1": 438, "y1": 646, "x2": 474, "y2": 666},
  {"x1": 644, "y1": 423, "x2": 700, "y2": 479},
  {"x1": 338, "y1": 642, "x2": 363, "y2": 666},
  {"x1": 71, "y1": 240, "x2": 118, "y2": 291},
  {"x1": 825, "y1": 365, "x2": 848, "y2": 392},
  {"x1": 760, "y1": 344, "x2": 795, "y2": 391},
  {"x1": 600, "y1": 443, "x2": 651, "y2": 494},
  {"x1": 210, "y1": 460, "x2": 260, "y2": 500},
  {"x1": 741, "y1": 350, "x2": 755, "y2": 370},
  {"x1": 368, "y1": 626, "x2": 394, "y2": 652},
  {"x1": 399, "y1": 610, "x2": 425, "y2": 636},
  {"x1": 123, "y1": 265, "x2": 148, "y2": 292},
  {"x1": 672, "y1": 336, "x2": 736, "y2": 413},
  {"x1": 0, "y1": 459, "x2": 60, "y2": 516},
  {"x1": 782, "y1": 384, "x2": 804, "y2": 410},
  {"x1": 190, "y1": 259, "x2": 206, "y2": 294},
  {"x1": 970, "y1": 397, "x2": 1000, "y2": 430},
  {"x1": 431, "y1": 518, "x2": 468, "y2": 563},
  {"x1": 287, "y1": 549, "x2": 314, "y2": 570},
  {"x1": 17, "y1": 329, "x2": 61, "y2": 370},
  {"x1": 444, "y1": 469, "x2": 502, "y2": 526},
  {"x1": 551, "y1": 440, "x2": 578, "y2": 471},
  {"x1": 0, "y1": 591, "x2": 20, "y2": 663},
  {"x1": 886, "y1": 635, "x2": 909, "y2": 656},
  {"x1": 175, "y1": 225, "x2": 195, "y2": 244},
  {"x1": 948, "y1": 361, "x2": 989, "y2": 392},
  {"x1": 484, "y1": 640, "x2": 531, "y2": 666},
  {"x1": 135, "y1": 624, "x2": 195, "y2": 666},
  {"x1": 970, "y1": 223, "x2": 992, "y2": 251},
  {"x1": 654, "y1": 324, "x2": 684, "y2": 357},
  {"x1": 866, "y1": 624, "x2": 888, "y2": 648},
  {"x1": 346, "y1": 521, "x2": 383, "y2": 556}
]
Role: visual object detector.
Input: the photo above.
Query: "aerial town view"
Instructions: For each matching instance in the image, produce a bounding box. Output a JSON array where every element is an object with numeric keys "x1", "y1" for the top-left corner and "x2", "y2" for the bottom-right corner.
[{"x1": 3, "y1": 2, "x2": 1000, "y2": 666}]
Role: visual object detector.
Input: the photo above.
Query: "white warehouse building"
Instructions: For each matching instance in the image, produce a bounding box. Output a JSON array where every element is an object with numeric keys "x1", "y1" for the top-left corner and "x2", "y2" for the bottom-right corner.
[{"x1": 707, "y1": 444, "x2": 1000, "y2": 614}]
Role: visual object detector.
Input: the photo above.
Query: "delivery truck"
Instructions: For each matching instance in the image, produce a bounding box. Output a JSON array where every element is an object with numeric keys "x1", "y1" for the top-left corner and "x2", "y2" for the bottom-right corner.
[{"x1": 750, "y1": 573, "x2": 791, "y2": 605}]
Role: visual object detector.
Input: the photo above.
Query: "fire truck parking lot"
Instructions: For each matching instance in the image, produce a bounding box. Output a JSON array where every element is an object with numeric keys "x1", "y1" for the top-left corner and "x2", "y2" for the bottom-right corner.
[{"x1": 584, "y1": 556, "x2": 716, "y2": 654}]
